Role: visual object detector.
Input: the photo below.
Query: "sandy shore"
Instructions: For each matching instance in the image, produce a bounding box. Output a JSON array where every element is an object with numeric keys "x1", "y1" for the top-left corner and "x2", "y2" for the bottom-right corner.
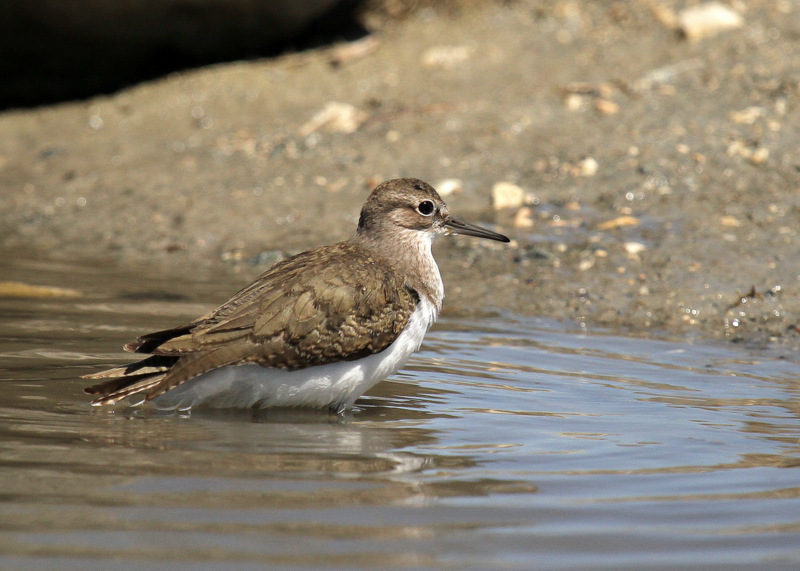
[{"x1": 1, "y1": 1, "x2": 798, "y2": 345}]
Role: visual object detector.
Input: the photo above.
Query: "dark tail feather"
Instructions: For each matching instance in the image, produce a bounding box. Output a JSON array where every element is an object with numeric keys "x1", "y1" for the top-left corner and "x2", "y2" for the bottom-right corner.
[
  {"x1": 82, "y1": 355, "x2": 179, "y2": 379},
  {"x1": 84, "y1": 370, "x2": 162, "y2": 395},
  {"x1": 84, "y1": 373, "x2": 167, "y2": 406},
  {"x1": 82, "y1": 355, "x2": 179, "y2": 405},
  {"x1": 124, "y1": 325, "x2": 195, "y2": 353}
]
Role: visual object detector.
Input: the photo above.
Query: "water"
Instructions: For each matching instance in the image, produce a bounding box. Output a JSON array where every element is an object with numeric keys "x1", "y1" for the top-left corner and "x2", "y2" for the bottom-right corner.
[{"x1": 1, "y1": 259, "x2": 799, "y2": 570}]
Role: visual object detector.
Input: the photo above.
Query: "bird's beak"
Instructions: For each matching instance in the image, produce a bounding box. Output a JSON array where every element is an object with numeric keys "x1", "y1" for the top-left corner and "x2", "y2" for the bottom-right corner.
[{"x1": 445, "y1": 217, "x2": 510, "y2": 242}]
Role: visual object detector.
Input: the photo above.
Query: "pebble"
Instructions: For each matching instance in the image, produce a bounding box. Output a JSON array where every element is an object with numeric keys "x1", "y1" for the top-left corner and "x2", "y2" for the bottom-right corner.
[
  {"x1": 749, "y1": 147, "x2": 769, "y2": 164},
  {"x1": 727, "y1": 140, "x2": 769, "y2": 164},
  {"x1": 624, "y1": 242, "x2": 647, "y2": 257},
  {"x1": 720, "y1": 215, "x2": 742, "y2": 227},
  {"x1": 328, "y1": 36, "x2": 380, "y2": 66},
  {"x1": 492, "y1": 181, "x2": 525, "y2": 210},
  {"x1": 598, "y1": 215, "x2": 640, "y2": 230},
  {"x1": 594, "y1": 99, "x2": 619, "y2": 116},
  {"x1": 513, "y1": 207, "x2": 534, "y2": 228},
  {"x1": 298, "y1": 102, "x2": 367, "y2": 136},
  {"x1": 421, "y1": 45, "x2": 475, "y2": 69},
  {"x1": 729, "y1": 106, "x2": 765, "y2": 125},
  {"x1": 677, "y1": 2, "x2": 743, "y2": 41},
  {"x1": 436, "y1": 178, "x2": 462, "y2": 197},
  {"x1": 578, "y1": 156, "x2": 599, "y2": 177},
  {"x1": 565, "y1": 93, "x2": 585, "y2": 111}
]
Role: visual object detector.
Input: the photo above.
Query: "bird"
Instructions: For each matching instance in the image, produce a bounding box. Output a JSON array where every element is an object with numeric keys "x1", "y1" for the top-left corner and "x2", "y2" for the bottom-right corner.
[{"x1": 83, "y1": 178, "x2": 510, "y2": 412}]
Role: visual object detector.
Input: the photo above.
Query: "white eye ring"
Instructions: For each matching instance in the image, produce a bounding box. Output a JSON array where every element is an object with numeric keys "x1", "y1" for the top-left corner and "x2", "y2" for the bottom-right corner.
[{"x1": 417, "y1": 200, "x2": 435, "y2": 216}]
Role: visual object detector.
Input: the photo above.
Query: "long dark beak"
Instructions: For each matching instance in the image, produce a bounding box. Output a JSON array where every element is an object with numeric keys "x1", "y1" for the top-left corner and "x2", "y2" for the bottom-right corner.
[{"x1": 446, "y1": 217, "x2": 510, "y2": 242}]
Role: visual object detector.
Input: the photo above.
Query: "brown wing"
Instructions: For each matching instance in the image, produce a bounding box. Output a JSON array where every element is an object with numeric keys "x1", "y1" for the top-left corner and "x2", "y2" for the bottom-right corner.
[{"x1": 87, "y1": 242, "x2": 417, "y2": 402}]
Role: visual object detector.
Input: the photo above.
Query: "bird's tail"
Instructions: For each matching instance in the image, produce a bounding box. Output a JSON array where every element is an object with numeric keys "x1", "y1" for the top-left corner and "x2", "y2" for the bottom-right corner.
[{"x1": 82, "y1": 355, "x2": 178, "y2": 406}]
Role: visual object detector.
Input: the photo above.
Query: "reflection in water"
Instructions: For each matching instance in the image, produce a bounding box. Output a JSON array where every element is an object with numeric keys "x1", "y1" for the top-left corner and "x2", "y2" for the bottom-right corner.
[{"x1": 0, "y1": 258, "x2": 799, "y2": 568}]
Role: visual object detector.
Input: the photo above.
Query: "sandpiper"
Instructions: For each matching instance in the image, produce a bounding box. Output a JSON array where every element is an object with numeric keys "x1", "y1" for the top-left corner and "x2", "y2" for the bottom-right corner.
[{"x1": 84, "y1": 178, "x2": 510, "y2": 412}]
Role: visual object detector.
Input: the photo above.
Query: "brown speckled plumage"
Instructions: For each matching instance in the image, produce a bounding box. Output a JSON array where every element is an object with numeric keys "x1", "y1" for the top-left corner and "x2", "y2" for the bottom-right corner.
[{"x1": 83, "y1": 178, "x2": 509, "y2": 408}]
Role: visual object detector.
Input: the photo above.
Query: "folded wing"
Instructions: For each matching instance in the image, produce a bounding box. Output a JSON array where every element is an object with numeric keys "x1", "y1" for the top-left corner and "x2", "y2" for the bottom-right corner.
[{"x1": 84, "y1": 242, "x2": 416, "y2": 405}]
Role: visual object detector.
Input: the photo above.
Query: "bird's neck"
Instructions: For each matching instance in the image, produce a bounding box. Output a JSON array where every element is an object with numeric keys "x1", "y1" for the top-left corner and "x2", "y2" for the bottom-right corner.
[{"x1": 351, "y1": 228, "x2": 444, "y2": 312}]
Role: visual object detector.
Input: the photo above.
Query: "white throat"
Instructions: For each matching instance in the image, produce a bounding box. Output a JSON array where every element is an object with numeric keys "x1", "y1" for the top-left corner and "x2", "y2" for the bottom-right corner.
[{"x1": 379, "y1": 227, "x2": 444, "y2": 311}]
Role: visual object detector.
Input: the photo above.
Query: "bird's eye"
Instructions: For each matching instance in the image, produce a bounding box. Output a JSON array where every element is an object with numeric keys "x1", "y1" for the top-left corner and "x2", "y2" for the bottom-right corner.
[{"x1": 417, "y1": 200, "x2": 435, "y2": 216}]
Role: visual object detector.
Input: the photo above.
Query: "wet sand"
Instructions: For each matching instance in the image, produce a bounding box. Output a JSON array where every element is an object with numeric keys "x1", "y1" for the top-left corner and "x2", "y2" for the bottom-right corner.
[{"x1": 1, "y1": 0, "x2": 798, "y2": 345}]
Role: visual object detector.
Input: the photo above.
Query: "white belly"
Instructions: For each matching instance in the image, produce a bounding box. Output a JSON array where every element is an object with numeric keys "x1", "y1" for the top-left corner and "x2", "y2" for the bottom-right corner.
[{"x1": 151, "y1": 299, "x2": 438, "y2": 412}]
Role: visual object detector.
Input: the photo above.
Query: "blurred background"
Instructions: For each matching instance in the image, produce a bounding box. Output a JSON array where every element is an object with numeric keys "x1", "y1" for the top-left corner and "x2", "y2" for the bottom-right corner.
[
  {"x1": 1, "y1": 0, "x2": 798, "y2": 341},
  {"x1": 0, "y1": 0, "x2": 374, "y2": 109}
]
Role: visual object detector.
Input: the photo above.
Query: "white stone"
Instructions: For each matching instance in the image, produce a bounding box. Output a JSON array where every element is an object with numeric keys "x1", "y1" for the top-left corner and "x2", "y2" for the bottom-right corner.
[
  {"x1": 436, "y1": 178, "x2": 462, "y2": 197},
  {"x1": 578, "y1": 156, "x2": 599, "y2": 177},
  {"x1": 678, "y1": 2, "x2": 743, "y2": 41},
  {"x1": 421, "y1": 45, "x2": 474, "y2": 69},
  {"x1": 298, "y1": 102, "x2": 367, "y2": 136},
  {"x1": 624, "y1": 242, "x2": 647, "y2": 256},
  {"x1": 492, "y1": 181, "x2": 525, "y2": 210},
  {"x1": 513, "y1": 207, "x2": 534, "y2": 228}
]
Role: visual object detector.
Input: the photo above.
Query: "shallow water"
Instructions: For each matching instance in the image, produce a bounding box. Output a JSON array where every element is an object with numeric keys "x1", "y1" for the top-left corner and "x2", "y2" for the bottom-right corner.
[{"x1": 1, "y1": 259, "x2": 799, "y2": 570}]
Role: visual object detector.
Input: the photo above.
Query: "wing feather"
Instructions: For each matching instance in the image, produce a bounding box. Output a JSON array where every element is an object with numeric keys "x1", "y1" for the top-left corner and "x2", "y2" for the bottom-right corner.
[{"x1": 84, "y1": 242, "x2": 417, "y2": 403}]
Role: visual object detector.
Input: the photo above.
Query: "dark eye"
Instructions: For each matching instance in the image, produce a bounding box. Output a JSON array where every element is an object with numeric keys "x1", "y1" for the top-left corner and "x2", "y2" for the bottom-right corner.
[{"x1": 417, "y1": 200, "x2": 435, "y2": 216}]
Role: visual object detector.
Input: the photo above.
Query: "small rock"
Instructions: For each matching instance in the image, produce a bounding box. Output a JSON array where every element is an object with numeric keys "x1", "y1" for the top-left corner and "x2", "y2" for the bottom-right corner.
[
  {"x1": 578, "y1": 156, "x2": 599, "y2": 177},
  {"x1": 298, "y1": 102, "x2": 367, "y2": 136},
  {"x1": 513, "y1": 207, "x2": 534, "y2": 228},
  {"x1": 729, "y1": 106, "x2": 765, "y2": 125},
  {"x1": 594, "y1": 99, "x2": 619, "y2": 115},
  {"x1": 565, "y1": 93, "x2": 585, "y2": 111},
  {"x1": 720, "y1": 215, "x2": 742, "y2": 227},
  {"x1": 598, "y1": 215, "x2": 640, "y2": 230},
  {"x1": 749, "y1": 147, "x2": 769, "y2": 165},
  {"x1": 421, "y1": 45, "x2": 475, "y2": 69},
  {"x1": 328, "y1": 36, "x2": 380, "y2": 66},
  {"x1": 436, "y1": 178, "x2": 462, "y2": 197},
  {"x1": 492, "y1": 182, "x2": 525, "y2": 210},
  {"x1": 726, "y1": 139, "x2": 746, "y2": 157},
  {"x1": 727, "y1": 140, "x2": 769, "y2": 164},
  {"x1": 325, "y1": 178, "x2": 348, "y2": 193},
  {"x1": 624, "y1": 242, "x2": 647, "y2": 257},
  {"x1": 677, "y1": 2, "x2": 743, "y2": 42}
]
